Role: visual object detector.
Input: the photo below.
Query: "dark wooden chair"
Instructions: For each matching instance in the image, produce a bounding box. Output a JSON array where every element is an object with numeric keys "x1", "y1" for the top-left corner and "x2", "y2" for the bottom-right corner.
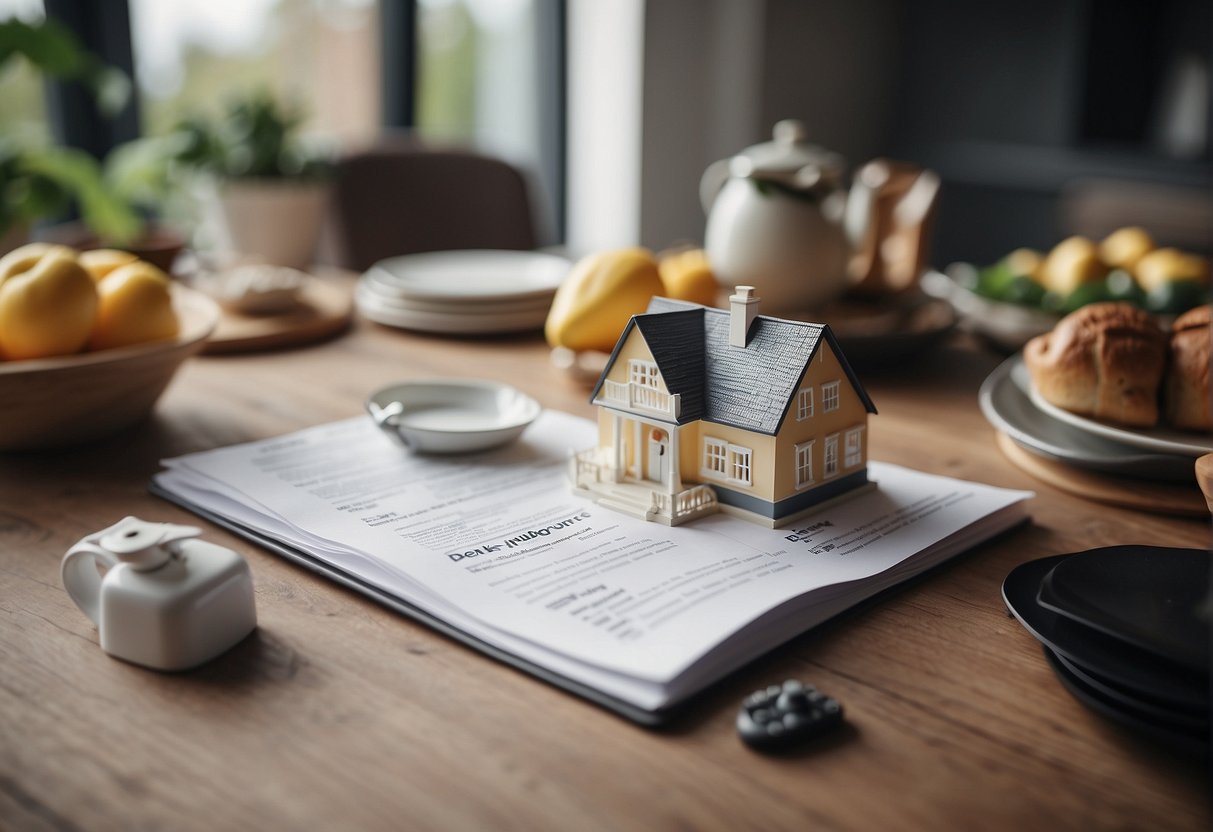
[{"x1": 327, "y1": 141, "x2": 538, "y2": 272}]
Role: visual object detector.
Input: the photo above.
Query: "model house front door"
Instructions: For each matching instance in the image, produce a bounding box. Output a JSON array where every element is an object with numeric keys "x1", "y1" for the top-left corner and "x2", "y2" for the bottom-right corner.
[{"x1": 647, "y1": 428, "x2": 668, "y2": 484}]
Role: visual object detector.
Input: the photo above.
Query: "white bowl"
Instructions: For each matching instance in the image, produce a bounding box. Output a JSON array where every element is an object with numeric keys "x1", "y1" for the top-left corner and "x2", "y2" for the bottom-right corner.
[
  {"x1": 367, "y1": 379, "x2": 541, "y2": 453},
  {"x1": 0, "y1": 285, "x2": 220, "y2": 450}
]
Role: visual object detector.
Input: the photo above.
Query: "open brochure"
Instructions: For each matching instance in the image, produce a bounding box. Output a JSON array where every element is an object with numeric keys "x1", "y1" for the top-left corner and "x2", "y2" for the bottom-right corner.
[{"x1": 153, "y1": 410, "x2": 1031, "y2": 723}]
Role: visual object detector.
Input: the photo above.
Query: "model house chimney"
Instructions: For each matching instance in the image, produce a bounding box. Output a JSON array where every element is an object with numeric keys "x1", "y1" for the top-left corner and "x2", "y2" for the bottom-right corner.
[{"x1": 729, "y1": 285, "x2": 760, "y2": 348}]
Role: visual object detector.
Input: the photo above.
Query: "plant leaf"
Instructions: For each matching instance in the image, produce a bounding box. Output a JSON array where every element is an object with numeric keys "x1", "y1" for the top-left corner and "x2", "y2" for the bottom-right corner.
[{"x1": 21, "y1": 147, "x2": 141, "y2": 244}]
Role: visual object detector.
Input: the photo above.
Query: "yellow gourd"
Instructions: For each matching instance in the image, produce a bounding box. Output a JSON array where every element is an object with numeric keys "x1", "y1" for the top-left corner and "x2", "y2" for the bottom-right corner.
[
  {"x1": 658, "y1": 248, "x2": 719, "y2": 306},
  {"x1": 89, "y1": 261, "x2": 180, "y2": 351},
  {"x1": 545, "y1": 248, "x2": 665, "y2": 352}
]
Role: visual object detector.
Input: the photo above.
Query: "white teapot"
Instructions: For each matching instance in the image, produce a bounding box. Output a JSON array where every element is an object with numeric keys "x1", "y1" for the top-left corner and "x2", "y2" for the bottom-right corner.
[
  {"x1": 702, "y1": 120, "x2": 941, "y2": 313},
  {"x1": 701, "y1": 119, "x2": 850, "y2": 313},
  {"x1": 62, "y1": 516, "x2": 257, "y2": 670}
]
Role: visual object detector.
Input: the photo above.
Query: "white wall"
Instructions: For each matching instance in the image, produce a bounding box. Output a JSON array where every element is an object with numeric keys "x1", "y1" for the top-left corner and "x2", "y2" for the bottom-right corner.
[
  {"x1": 566, "y1": 0, "x2": 899, "y2": 253},
  {"x1": 566, "y1": 0, "x2": 645, "y2": 254}
]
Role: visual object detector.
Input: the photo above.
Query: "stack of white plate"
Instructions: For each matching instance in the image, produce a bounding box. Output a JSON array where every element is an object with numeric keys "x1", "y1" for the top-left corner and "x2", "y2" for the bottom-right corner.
[{"x1": 356, "y1": 249, "x2": 570, "y2": 335}]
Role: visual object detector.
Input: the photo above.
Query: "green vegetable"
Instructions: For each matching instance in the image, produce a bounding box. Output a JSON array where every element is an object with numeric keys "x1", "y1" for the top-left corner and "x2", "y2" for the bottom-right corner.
[
  {"x1": 1145, "y1": 279, "x2": 1208, "y2": 315},
  {"x1": 1105, "y1": 269, "x2": 1145, "y2": 305},
  {"x1": 1061, "y1": 280, "x2": 1115, "y2": 313},
  {"x1": 1002, "y1": 274, "x2": 1046, "y2": 306}
]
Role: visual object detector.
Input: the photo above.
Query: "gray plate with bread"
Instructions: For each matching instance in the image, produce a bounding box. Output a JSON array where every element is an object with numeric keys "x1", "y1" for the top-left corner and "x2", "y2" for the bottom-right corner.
[{"x1": 979, "y1": 302, "x2": 1209, "y2": 484}]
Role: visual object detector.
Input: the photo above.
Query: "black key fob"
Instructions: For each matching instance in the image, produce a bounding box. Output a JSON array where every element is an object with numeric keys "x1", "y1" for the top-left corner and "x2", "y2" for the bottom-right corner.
[{"x1": 737, "y1": 680, "x2": 844, "y2": 751}]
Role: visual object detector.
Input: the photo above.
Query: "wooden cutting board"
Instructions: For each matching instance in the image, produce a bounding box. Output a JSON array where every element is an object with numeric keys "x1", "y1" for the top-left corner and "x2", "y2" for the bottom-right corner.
[
  {"x1": 202, "y1": 274, "x2": 354, "y2": 354},
  {"x1": 995, "y1": 431, "x2": 1206, "y2": 517}
]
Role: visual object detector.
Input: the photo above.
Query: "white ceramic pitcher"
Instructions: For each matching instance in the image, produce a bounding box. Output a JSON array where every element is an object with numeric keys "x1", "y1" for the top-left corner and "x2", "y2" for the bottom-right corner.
[
  {"x1": 701, "y1": 119, "x2": 850, "y2": 313},
  {"x1": 61, "y1": 516, "x2": 257, "y2": 671}
]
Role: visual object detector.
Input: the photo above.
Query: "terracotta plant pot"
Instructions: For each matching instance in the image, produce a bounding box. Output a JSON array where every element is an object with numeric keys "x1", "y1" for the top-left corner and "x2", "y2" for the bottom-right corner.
[{"x1": 41, "y1": 221, "x2": 188, "y2": 274}]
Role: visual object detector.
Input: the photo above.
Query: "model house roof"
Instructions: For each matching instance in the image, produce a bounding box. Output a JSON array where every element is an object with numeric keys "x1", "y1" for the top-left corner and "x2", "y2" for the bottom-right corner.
[{"x1": 590, "y1": 296, "x2": 877, "y2": 435}]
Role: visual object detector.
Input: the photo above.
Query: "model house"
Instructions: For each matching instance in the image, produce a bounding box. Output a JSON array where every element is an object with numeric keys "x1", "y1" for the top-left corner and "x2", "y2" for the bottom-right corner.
[{"x1": 571, "y1": 287, "x2": 877, "y2": 527}]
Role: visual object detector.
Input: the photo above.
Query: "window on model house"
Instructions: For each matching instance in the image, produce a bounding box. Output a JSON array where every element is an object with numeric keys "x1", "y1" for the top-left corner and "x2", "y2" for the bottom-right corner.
[
  {"x1": 795, "y1": 440, "x2": 814, "y2": 487},
  {"x1": 824, "y1": 433, "x2": 838, "y2": 477},
  {"x1": 628, "y1": 359, "x2": 660, "y2": 388},
  {"x1": 702, "y1": 437, "x2": 752, "y2": 486},
  {"x1": 845, "y1": 426, "x2": 864, "y2": 468},
  {"x1": 822, "y1": 380, "x2": 840, "y2": 413},
  {"x1": 730, "y1": 446, "x2": 752, "y2": 485},
  {"x1": 703, "y1": 437, "x2": 728, "y2": 476},
  {"x1": 796, "y1": 387, "x2": 813, "y2": 420}
]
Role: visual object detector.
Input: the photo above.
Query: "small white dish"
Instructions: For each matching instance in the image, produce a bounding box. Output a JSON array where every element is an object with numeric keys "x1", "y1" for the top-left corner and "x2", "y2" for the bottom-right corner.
[{"x1": 367, "y1": 379, "x2": 541, "y2": 453}]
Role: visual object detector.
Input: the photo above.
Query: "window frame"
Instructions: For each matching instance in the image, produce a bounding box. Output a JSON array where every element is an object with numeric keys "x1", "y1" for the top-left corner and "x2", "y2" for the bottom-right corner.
[
  {"x1": 823, "y1": 433, "x2": 839, "y2": 477},
  {"x1": 628, "y1": 359, "x2": 660, "y2": 388},
  {"x1": 703, "y1": 437, "x2": 728, "y2": 476},
  {"x1": 729, "y1": 446, "x2": 752, "y2": 486},
  {"x1": 822, "y1": 380, "x2": 841, "y2": 413},
  {"x1": 794, "y1": 440, "x2": 815, "y2": 488},
  {"x1": 844, "y1": 426, "x2": 865, "y2": 468},
  {"x1": 701, "y1": 435, "x2": 753, "y2": 487},
  {"x1": 796, "y1": 386, "x2": 814, "y2": 421}
]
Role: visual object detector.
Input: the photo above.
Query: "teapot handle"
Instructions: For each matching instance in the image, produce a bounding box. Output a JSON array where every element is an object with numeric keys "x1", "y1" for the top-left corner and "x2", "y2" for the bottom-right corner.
[
  {"x1": 699, "y1": 158, "x2": 732, "y2": 215},
  {"x1": 62, "y1": 542, "x2": 119, "y2": 626},
  {"x1": 61, "y1": 517, "x2": 202, "y2": 625}
]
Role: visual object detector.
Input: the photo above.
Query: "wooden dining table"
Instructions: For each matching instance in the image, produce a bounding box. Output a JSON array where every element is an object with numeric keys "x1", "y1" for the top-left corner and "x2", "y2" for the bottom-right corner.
[{"x1": 2, "y1": 282, "x2": 1208, "y2": 831}]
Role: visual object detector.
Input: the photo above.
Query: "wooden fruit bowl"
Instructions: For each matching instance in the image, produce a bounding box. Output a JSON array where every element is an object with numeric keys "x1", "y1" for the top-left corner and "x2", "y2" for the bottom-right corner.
[{"x1": 0, "y1": 285, "x2": 220, "y2": 450}]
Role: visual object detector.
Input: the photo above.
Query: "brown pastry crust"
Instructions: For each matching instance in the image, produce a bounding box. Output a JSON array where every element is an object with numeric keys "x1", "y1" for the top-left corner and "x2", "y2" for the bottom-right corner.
[
  {"x1": 1024, "y1": 302, "x2": 1166, "y2": 428},
  {"x1": 1165, "y1": 304, "x2": 1210, "y2": 431}
]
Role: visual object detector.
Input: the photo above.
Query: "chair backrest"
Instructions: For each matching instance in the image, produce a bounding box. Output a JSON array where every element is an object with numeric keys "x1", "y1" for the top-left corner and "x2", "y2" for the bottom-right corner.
[{"x1": 328, "y1": 142, "x2": 538, "y2": 271}]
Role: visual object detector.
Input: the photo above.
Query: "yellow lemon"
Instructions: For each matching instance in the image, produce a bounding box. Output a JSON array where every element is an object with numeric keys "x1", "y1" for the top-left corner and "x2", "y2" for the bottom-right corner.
[
  {"x1": 1004, "y1": 248, "x2": 1043, "y2": 282},
  {"x1": 1041, "y1": 236, "x2": 1107, "y2": 296},
  {"x1": 0, "y1": 246, "x2": 97, "y2": 360},
  {"x1": 79, "y1": 248, "x2": 140, "y2": 282},
  {"x1": 1099, "y1": 227, "x2": 1155, "y2": 272},
  {"x1": 89, "y1": 261, "x2": 180, "y2": 351},
  {"x1": 659, "y1": 248, "x2": 719, "y2": 306},
  {"x1": 1134, "y1": 248, "x2": 1210, "y2": 292},
  {"x1": 545, "y1": 248, "x2": 665, "y2": 352}
]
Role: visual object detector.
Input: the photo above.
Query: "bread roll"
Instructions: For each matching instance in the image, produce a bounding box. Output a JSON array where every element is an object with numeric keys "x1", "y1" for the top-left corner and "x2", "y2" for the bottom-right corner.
[
  {"x1": 1165, "y1": 305, "x2": 1210, "y2": 432},
  {"x1": 1024, "y1": 302, "x2": 1166, "y2": 428}
]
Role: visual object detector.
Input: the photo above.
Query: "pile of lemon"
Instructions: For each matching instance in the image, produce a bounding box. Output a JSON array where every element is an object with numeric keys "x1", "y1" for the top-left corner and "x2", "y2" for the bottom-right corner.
[
  {"x1": 0, "y1": 243, "x2": 179, "y2": 361},
  {"x1": 975, "y1": 227, "x2": 1209, "y2": 316}
]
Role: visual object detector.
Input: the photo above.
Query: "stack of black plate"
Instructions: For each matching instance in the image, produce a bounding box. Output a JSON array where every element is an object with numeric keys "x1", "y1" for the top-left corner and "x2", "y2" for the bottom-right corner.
[{"x1": 1003, "y1": 546, "x2": 1210, "y2": 756}]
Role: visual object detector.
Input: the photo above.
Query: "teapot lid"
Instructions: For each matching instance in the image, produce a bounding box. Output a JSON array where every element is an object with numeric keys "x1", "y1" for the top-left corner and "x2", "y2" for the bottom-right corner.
[{"x1": 729, "y1": 120, "x2": 845, "y2": 189}]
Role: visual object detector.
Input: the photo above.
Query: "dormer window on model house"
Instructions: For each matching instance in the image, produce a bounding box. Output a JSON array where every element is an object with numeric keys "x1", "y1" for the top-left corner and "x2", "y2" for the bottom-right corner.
[{"x1": 571, "y1": 286, "x2": 878, "y2": 527}]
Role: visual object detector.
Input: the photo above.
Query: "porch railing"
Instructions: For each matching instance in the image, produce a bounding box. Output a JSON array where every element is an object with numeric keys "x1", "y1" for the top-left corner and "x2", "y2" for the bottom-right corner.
[{"x1": 596, "y1": 380, "x2": 680, "y2": 419}]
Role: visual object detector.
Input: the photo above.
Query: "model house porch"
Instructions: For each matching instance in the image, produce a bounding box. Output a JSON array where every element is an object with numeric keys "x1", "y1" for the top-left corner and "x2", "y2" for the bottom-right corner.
[{"x1": 569, "y1": 410, "x2": 719, "y2": 527}]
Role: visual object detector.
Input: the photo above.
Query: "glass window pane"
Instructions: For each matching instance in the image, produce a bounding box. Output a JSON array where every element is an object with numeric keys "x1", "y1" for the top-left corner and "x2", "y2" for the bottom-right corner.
[
  {"x1": 128, "y1": 0, "x2": 381, "y2": 147},
  {"x1": 416, "y1": 0, "x2": 560, "y2": 242},
  {"x1": 0, "y1": 0, "x2": 50, "y2": 143}
]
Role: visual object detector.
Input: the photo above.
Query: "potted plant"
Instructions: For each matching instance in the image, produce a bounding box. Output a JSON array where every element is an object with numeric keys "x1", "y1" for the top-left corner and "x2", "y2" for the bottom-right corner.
[
  {"x1": 0, "y1": 17, "x2": 142, "y2": 256},
  {"x1": 144, "y1": 91, "x2": 334, "y2": 271}
]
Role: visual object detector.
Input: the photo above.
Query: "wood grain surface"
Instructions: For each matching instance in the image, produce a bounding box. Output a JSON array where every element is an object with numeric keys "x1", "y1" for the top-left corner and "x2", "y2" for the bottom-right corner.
[{"x1": 1, "y1": 292, "x2": 1209, "y2": 831}]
